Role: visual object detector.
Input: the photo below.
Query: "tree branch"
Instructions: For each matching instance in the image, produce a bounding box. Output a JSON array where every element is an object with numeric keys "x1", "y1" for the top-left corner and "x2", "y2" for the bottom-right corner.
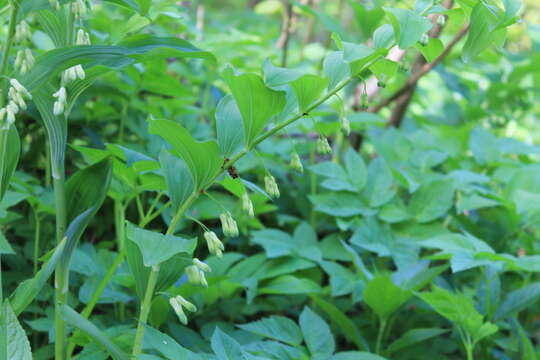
[{"x1": 368, "y1": 24, "x2": 469, "y2": 117}]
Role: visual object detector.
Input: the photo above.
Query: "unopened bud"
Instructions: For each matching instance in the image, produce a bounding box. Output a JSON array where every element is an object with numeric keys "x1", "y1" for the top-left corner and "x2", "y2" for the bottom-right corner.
[
  {"x1": 14, "y1": 21, "x2": 31, "y2": 43},
  {"x1": 185, "y1": 265, "x2": 207, "y2": 287},
  {"x1": 316, "y1": 136, "x2": 332, "y2": 155},
  {"x1": 204, "y1": 231, "x2": 224, "y2": 257},
  {"x1": 341, "y1": 117, "x2": 351, "y2": 136},
  {"x1": 419, "y1": 33, "x2": 429, "y2": 46},
  {"x1": 264, "y1": 175, "x2": 280, "y2": 198},
  {"x1": 220, "y1": 212, "x2": 239, "y2": 237},
  {"x1": 193, "y1": 258, "x2": 211, "y2": 273},
  {"x1": 242, "y1": 193, "x2": 255, "y2": 217},
  {"x1": 76, "y1": 29, "x2": 91, "y2": 45},
  {"x1": 49, "y1": 0, "x2": 60, "y2": 9},
  {"x1": 72, "y1": 0, "x2": 88, "y2": 19},
  {"x1": 176, "y1": 295, "x2": 197, "y2": 312},
  {"x1": 169, "y1": 297, "x2": 188, "y2": 325},
  {"x1": 437, "y1": 15, "x2": 446, "y2": 26},
  {"x1": 290, "y1": 152, "x2": 303, "y2": 173}
]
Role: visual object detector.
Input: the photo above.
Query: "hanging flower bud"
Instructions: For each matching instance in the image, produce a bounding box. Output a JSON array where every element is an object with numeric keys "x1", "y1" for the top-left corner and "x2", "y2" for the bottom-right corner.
[
  {"x1": 316, "y1": 136, "x2": 332, "y2": 155},
  {"x1": 419, "y1": 33, "x2": 429, "y2": 46},
  {"x1": 437, "y1": 15, "x2": 446, "y2": 26},
  {"x1": 9, "y1": 87, "x2": 26, "y2": 110},
  {"x1": 53, "y1": 87, "x2": 67, "y2": 116},
  {"x1": 193, "y1": 258, "x2": 211, "y2": 273},
  {"x1": 73, "y1": 64, "x2": 86, "y2": 80},
  {"x1": 289, "y1": 151, "x2": 303, "y2": 173},
  {"x1": 14, "y1": 50, "x2": 24, "y2": 70},
  {"x1": 76, "y1": 29, "x2": 91, "y2": 45},
  {"x1": 242, "y1": 193, "x2": 255, "y2": 217},
  {"x1": 49, "y1": 0, "x2": 60, "y2": 9},
  {"x1": 5, "y1": 103, "x2": 18, "y2": 126},
  {"x1": 176, "y1": 295, "x2": 197, "y2": 312},
  {"x1": 62, "y1": 65, "x2": 85, "y2": 84},
  {"x1": 361, "y1": 91, "x2": 369, "y2": 110},
  {"x1": 14, "y1": 21, "x2": 31, "y2": 43},
  {"x1": 264, "y1": 175, "x2": 280, "y2": 198},
  {"x1": 0, "y1": 108, "x2": 7, "y2": 130},
  {"x1": 341, "y1": 116, "x2": 351, "y2": 136},
  {"x1": 15, "y1": 49, "x2": 35, "y2": 74},
  {"x1": 169, "y1": 297, "x2": 188, "y2": 325},
  {"x1": 10, "y1": 79, "x2": 31, "y2": 99},
  {"x1": 72, "y1": 0, "x2": 88, "y2": 19},
  {"x1": 220, "y1": 212, "x2": 239, "y2": 237},
  {"x1": 204, "y1": 231, "x2": 224, "y2": 258}
]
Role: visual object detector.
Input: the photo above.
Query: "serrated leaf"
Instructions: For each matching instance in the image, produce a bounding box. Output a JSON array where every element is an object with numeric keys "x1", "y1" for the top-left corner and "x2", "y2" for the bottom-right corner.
[
  {"x1": 364, "y1": 275, "x2": 411, "y2": 319},
  {"x1": 299, "y1": 306, "x2": 335, "y2": 359},
  {"x1": 237, "y1": 316, "x2": 302, "y2": 346}
]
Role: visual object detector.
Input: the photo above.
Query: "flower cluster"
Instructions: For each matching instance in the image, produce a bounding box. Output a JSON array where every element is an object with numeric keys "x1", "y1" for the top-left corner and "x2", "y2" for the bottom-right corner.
[
  {"x1": 220, "y1": 212, "x2": 239, "y2": 237},
  {"x1": 14, "y1": 21, "x2": 31, "y2": 43},
  {"x1": 52, "y1": 87, "x2": 67, "y2": 116},
  {"x1": 290, "y1": 151, "x2": 303, "y2": 173},
  {"x1": 204, "y1": 231, "x2": 224, "y2": 258},
  {"x1": 242, "y1": 192, "x2": 254, "y2": 217},
  {"x1": 169, "y1": 295, "x2": 197, "y2": 325},
  {"x1": 264, "y1": 175, "x2": 280, "y2": 198},
  {"x1": 0, "y1": 79, "x2": 31, "y2": 130},
  {"x1": 185, "y1": 258, "x2": 211, "y2": 287},
  {"x1": 14, "y1": 49, "x2": 35, "y2": 75},
  {"x1": 316, "y1": 136, "x2": 332, "y2": 155}
]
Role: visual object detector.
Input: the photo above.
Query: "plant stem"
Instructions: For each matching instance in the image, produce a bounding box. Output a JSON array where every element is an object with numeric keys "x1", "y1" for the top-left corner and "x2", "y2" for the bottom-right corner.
[
  {"x1": 375, "y1": 318, "x2": 387, "y2": 354},
  {"x1": 53, "y1": 174, "x2": 68, "y2": 360},
  {"x1": 131, "y1": 264, "x2": 159, "y2": 357},
  {"x1": 33, "y1": 208, "x2": 41, "y2": 274},
  {"x1": 465, "y1": 343, "x2": 474, "y2": 360},
  {"x1": 131, "y1": 192, "x2": 198, "y2": 357},
  {"x1": 0, "y1": 1, "x2": 19, "y2": 108}
]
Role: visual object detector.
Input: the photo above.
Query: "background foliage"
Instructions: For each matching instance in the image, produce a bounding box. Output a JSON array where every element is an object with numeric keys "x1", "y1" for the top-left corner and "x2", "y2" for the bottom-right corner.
[{"x1": 1, "y1": 0, "x2": 540, "y2": 359}]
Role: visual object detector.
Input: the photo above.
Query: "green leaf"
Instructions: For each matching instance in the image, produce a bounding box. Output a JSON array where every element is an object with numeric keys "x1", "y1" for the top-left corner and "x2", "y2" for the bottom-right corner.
[
  {"x1": 211, "y1": 327, "x2": 249, "y2": 360},
  {"x1": 237, "y1": 316, "x2": 302, "y2": 346},
  {"x1": 216, "y1": 95, "x2": 245, "y2": 157},
  {"x1": 309, "y1": 192, "x2": 374, "y2": 217},
  {"x1": 344, "y1": 148, "x2": 367, "y2": 191},
  {"x1": 66, "y1": 157, "x2": 113, "y2": 224},
  {"x1": 462, "y1": 1, "x2": 505, "y2": 62},
  {"x1": 263, "y1": 59, "x2": 303, "y2": 87},
  {"x1": 386, "y1": 328, "x2": 448, "y2": 354},
  {"x1": 416, "y1": 38, "x2": 444, "y2": 62},
  {"x1": 59, "y1": 304, "x2": 129, "y2": 360},
  {"x1": 222, "y1": 67, "x2": 286, "y2": 146},
  {"x1": 363, "y1": 275, "x2": 411, "y2": 320},
  {"x1": 363, "y1": 157, "x2": 395, "y2": 207},
  {"x1": 159, "y1": 150, "x2": 194, "y2": 213},
  {"x1": 385, "y1": 8, "x2": 433, "y2": 49},
  {"x1": 0, "y1": 302, "x2": 32, "y2": 360},
  {"x1": 331, "y1": 352, "x2": 388, "y2": 360},
  {"x1": 311, "y1": 296, "x2": 366, "y2": 350},
  {"x1": 343, "y1": 43, "x2": 387, "y2": 75},
  {"x1": 142, "y1": 326, "x2": 192, "y2": 359},
  {"x1": 323, "y1": 51, "x2": 350, "y2": 90},
  {"x1": 149, "y1": 119, "x2": 222, "y2": 191},
  {"x1": 259, "y1": 275, "x2": 322, "y2": 295},
  {"x1": 290, "y1": 74, "x2": 328, "y2": 112},
  {"x1": 0, "y1": 126, "x2": 20, "y2": 202},
  {"x1": 408, "y1": 179, "x2": 455, "y2": 223},
  {"x1": 495, "y1": 283, "x2": 540, "y2": 320},
  {"x1": 418, "y1": 286, "x2": 498, "y2": 344},
  {"x1": 9, "y1": 237, "x2": 66, "y2": 315},
  {"x1": 350, "y1": 2, "x2": 385, "y2": 40},
  {"x1": 20, "y1": 36, "x2": 215, "y2": 92},
  {"x1": 0, "y1": 230, "x2": 14, "y2": 255},
  {"x1": 299, "y1": 306, "x2": 335, "y2": 359},
  {"x1": 126, "y1": 222, "x2": 196, "y2": 267}
]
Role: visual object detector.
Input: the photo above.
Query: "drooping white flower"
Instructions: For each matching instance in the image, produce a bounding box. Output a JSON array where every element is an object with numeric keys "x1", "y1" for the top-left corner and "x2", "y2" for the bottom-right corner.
[
  {"x1": 204, "y1": 231, "x2": 224, "y2": 258},
  {"x1": 264, "y1": 175, "x2": 280, "y2": 198},
  {"x1": 52, "y1": 87, "x2": 67, "y2": 116},
  {"x1": 76, "y1": 29, "x2": 91, "y2": 45}
]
